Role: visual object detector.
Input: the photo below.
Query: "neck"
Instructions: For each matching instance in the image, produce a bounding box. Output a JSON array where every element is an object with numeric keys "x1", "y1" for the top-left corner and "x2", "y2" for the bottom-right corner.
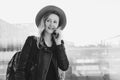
[{"x1": 44, "y1": 31, "x2": 52, "y2": 41}]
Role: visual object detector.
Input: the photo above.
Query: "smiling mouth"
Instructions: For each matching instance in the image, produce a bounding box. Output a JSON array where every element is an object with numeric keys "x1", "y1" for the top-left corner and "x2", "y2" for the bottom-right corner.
[{"x1": 48, "y1": 27, "x2": 55, "y2": 30}]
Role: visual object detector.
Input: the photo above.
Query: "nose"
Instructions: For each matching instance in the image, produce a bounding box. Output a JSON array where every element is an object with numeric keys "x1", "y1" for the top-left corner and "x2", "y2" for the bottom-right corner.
[
  {"x1": 49, "y1": 22, "x2": 55, "y2": 28},
  {"x1": 49, "y1": 21, "x2": 53, "y2": 25}
]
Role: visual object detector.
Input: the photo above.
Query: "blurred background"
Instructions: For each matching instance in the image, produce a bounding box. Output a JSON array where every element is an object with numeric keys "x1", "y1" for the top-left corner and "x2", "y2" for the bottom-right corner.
[{"x1": 1, "y1": 0, "x2": 120, "y2": 80}]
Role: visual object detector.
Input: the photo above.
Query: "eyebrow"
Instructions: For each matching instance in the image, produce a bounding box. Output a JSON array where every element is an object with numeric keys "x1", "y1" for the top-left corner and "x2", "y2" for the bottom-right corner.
[{"x1": 47, "y1": 18, "x2": 58, "y2": 21}]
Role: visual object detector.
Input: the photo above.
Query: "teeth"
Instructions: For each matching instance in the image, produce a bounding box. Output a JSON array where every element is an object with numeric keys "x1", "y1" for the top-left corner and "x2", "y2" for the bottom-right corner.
[{"x1": 48, "y1": 27, "x2": 53, "y2": 30}]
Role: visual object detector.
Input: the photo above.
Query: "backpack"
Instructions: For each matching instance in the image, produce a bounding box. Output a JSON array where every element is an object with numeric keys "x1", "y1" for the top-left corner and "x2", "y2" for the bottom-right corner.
[
  {"x1": 6, "y1": 50, "x2": 34, "y2": 80},
  {"x1": 6, "y1": 51, "x2": 21, "y2": 80}
]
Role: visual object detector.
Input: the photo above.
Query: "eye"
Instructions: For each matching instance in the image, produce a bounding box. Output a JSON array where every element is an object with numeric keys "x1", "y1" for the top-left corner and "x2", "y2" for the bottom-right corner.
[
  {"x1": 46, "y1": 19, "x2": 50, "y2": 22},
  {"x1": 54, "y1": 20, "x2": 57, "y2": 23}
]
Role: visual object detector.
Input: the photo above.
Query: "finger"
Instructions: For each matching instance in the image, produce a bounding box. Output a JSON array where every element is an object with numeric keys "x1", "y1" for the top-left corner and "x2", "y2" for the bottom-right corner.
[
  {"x1": 57, "y1": 30, "x2": 62, "y2": 34},
  {"x1": 57, "y1": 26, "x2": 62, "y2": 30},
  {"x1": 56, "y1": 27, "x2": 62, "y2": 33}
]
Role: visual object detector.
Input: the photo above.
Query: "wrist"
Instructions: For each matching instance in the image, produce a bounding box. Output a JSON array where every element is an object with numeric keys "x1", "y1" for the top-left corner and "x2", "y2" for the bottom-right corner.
[
  {"x1": 56, "y1": 41, "x2": 61, "y2": 45},
  {"x1": 56, "y1": 40, "x2": 62, "y2": 45}
]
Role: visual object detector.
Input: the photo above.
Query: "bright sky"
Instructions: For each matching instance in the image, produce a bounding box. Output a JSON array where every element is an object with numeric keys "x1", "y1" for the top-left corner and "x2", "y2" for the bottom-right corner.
[{"x1": 0, "y1": 0, "x2": 120, "y2": 46}]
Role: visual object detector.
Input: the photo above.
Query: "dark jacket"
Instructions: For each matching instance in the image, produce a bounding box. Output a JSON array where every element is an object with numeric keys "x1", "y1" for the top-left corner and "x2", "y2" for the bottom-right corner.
[{"x1": 15, "y1": 36, "x2": 69, "y2": 80}]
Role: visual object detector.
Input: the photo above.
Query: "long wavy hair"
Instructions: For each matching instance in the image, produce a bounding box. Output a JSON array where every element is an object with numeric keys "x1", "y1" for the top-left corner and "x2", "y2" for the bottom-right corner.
[{"x1": 36, "y1": 12, "x2": 60, "y2": 49}]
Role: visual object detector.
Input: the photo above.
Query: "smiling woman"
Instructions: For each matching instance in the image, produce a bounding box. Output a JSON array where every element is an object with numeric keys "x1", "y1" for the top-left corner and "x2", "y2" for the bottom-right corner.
[{"x1": 12, "y1": 5, "x2": 69, "y2": 80}]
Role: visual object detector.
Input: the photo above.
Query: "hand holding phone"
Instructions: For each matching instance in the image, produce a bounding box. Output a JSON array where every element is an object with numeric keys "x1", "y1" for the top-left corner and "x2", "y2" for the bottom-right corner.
[
  {"x1": 52, "y1": 27, "x2": 62, "y2": 45},
  {"x1": 53, "y1": 30, "x2": 59, "y2": 39},
  {"x1": 53, "y1": 27, "x2": 62, "y2": 39}
]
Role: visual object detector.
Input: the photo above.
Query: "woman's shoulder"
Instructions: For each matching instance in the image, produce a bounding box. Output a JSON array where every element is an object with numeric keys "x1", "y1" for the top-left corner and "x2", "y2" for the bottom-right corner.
[
  {"x1": 27, "y1": 35, "x2": 38, "y2": 40},
  {"x1": 26, "y1": 35, "x2": 38, "y2": 43}
]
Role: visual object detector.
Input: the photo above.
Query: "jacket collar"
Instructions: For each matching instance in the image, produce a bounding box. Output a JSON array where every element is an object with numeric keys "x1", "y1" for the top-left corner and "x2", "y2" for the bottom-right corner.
[{"x1": 38, "y1": 36, "x2": 56, "y2": 52}]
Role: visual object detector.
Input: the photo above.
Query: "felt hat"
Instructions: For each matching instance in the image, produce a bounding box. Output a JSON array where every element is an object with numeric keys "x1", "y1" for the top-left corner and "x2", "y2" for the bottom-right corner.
[{"x1": 35, "y1": 5, "x2": 67, "y2": 30}]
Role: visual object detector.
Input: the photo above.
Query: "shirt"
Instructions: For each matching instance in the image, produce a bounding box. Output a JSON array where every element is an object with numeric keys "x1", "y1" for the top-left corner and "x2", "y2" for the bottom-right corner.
[{"x1": 46, "y1": 46, "x2": 57, "y2": 80}]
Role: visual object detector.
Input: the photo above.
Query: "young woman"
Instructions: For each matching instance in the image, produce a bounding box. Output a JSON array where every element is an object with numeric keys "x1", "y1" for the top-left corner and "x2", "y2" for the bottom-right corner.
[{"x1": 15, "y1": 5, "x2": 69, "y2": 80}]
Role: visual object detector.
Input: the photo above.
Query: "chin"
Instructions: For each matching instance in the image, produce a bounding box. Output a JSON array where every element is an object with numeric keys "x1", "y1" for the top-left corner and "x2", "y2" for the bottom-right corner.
[{"x1": 48, "y1": 30, "x2": 54, "y2": 34}]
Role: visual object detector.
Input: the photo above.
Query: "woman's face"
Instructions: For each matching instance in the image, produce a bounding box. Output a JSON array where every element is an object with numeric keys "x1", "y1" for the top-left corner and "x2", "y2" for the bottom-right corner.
[{"x1": 45, "y1": 13, "x2": 59, "y2": 34}]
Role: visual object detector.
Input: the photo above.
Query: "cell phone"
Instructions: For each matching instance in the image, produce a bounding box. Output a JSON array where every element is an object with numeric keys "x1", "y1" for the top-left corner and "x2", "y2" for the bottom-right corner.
[{"x1": 53, "y1": 30, "x2": 59, "y2": 38}]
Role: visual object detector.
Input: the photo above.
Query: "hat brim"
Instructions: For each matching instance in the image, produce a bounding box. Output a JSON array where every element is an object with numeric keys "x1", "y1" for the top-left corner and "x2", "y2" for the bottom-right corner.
[{"x1": 35, "y1": 5, "x2": 67, "y2": 30}]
